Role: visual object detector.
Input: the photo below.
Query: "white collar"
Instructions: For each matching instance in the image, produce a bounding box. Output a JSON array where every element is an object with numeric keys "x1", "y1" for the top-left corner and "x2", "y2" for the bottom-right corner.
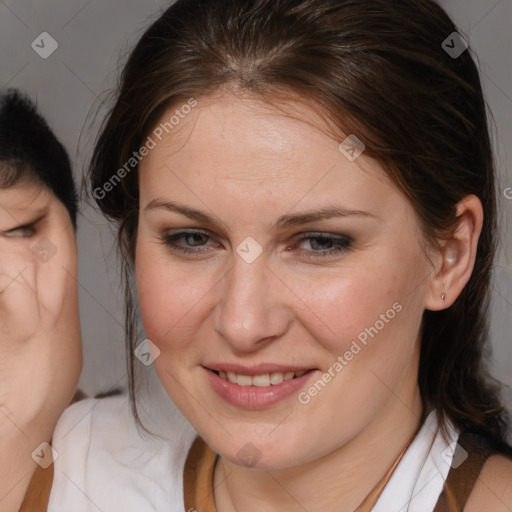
[{"x1": 373, "y1": 410, "x2": 460, "y2": 512}]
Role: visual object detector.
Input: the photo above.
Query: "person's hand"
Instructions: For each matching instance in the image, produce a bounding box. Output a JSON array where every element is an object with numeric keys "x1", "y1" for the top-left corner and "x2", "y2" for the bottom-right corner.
[
  {"x1": 0, "y1": 183, "x2": 82, "y2": 432},
  {"x1": 0, "y1": 182, "x2": 82, "y2": 511}
]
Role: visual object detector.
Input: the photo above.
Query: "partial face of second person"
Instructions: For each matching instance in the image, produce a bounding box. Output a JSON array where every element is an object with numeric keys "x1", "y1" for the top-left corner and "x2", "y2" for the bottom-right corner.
[
  {"x1": 0, "y1": 178, "x2": 81, "y2": 428},
  {"x1": 135, "y1": 93, "x2": 436, "y2": 469}
]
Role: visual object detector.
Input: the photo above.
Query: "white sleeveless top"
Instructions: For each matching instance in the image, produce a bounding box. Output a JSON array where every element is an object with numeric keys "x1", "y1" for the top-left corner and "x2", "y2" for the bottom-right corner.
[{"x1": 48, "y1": 369, "x2": 459, "y2": 512}]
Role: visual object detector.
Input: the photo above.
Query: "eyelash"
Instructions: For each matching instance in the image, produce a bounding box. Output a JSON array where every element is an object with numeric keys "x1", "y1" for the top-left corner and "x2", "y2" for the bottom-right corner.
[
  {"x1": 295, "y1": 233, "x2": 352, "y2": 260},
  {"x1": 2, "y1": 224, "x2": 36, "y2": 238},
  {"x1": 161, "y1": 230, "x2": 352, "y2": 260}
]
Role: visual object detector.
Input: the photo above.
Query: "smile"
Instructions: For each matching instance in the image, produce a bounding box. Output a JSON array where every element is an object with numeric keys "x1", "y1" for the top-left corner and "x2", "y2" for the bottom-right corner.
[
  {"x1": 204, "y1": 365, "x2": 317, "y2": 408},
  {"x1": 213, "y1": 369, "x2": 307, "y2": 387}
]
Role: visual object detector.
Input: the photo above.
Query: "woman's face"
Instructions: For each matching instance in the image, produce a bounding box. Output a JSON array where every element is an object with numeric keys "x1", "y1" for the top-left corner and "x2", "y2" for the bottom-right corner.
[{"x1": 136, "y1": 93, "x2": 433, "y2": 469}]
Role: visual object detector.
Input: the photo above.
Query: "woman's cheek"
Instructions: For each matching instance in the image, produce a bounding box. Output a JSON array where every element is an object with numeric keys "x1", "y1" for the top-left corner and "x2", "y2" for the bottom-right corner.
[
  {"x1": 294, "y1": 270, "x2": 387, "y2": 350},
  {"x1": 136, "y1": 246, "x2": 207, "y2": 349},
  {"x1": 136, "y1": 243, "x2": 171, "y2": 341}
]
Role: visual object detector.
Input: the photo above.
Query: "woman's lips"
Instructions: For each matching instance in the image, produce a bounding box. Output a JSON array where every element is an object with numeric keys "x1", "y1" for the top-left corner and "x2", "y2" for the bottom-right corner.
[{"x1": 204, "y1": 366, "x2": 317, "y2": 409}]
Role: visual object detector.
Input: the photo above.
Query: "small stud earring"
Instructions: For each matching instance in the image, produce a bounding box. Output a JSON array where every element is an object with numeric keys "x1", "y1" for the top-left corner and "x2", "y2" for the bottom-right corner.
[
  {"x1": 446, "y1": 255, "x2": 456, "y2": 265},
  {"x1": 441, "y1": 293, "x2": 446, "y2": 301}
]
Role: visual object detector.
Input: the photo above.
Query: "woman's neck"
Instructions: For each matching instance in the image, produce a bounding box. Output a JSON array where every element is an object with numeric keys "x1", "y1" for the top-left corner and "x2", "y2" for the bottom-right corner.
[{"x1": 213, "y1": 387, "x2": 423, "y2": 512}]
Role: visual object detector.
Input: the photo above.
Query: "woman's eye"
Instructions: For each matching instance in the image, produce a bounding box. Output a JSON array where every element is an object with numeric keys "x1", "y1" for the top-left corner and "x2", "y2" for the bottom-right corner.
[
  {"x1": 162, "y1": 230, "x2": 218, "y2": 254},
  {"x1": 2, "y1": 225, "x2": 36, "y2": 238},
  {"x1": 294, "y1": 233, "x2": 352, "y2": 260},
  {"x1": 162, "y1": 230, "x2": 352, "y2": 260}
]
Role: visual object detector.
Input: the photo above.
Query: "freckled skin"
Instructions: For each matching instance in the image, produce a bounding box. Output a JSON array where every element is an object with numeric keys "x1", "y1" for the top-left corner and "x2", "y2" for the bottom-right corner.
[{"x1": 134, "y1": 93, "x2": 455, "y2": 510}]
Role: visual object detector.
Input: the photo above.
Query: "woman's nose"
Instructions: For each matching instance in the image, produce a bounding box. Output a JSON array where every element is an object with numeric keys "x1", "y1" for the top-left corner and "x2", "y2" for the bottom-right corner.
[{"x1": 213, "y1": 250, "x2": 293, "y2": 352}]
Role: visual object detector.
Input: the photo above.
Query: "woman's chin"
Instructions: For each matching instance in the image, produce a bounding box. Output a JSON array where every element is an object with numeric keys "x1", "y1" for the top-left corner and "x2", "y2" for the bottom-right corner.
[{"x1": 201, "y1": 431, "x2": 319, "y2": 471}]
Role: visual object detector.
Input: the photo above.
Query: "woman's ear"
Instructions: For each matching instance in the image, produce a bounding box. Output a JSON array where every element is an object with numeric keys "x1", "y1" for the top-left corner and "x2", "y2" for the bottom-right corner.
[{"x1": 425, "y1": 194, "x2": 483, "y2": 311}]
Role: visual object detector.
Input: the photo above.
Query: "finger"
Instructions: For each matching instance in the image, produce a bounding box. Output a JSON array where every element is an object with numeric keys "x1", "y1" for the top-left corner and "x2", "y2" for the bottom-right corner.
[
  {"x1": 0, "y1": 261, "x2": 39, "y2": 344},
  {"x1": 32, "y1": 216, "x2": 78, "y2": 324}
]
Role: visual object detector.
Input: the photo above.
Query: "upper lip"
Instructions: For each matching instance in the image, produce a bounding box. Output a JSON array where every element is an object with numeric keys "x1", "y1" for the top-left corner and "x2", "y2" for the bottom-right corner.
[{"x1": 204, "y1": 363, "x2": 316, "y2": 375}]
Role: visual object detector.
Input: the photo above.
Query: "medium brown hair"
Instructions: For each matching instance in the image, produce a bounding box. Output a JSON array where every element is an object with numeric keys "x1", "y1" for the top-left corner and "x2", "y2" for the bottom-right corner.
[{"x1": 89, "y1": 0, "x2": 511, "y2": 448}]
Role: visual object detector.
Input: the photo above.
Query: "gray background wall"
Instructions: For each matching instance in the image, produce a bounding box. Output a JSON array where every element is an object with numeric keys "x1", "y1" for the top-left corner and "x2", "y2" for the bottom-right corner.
[{"x1": 0, "y1": 1, "x2": 510, "y2": 415}]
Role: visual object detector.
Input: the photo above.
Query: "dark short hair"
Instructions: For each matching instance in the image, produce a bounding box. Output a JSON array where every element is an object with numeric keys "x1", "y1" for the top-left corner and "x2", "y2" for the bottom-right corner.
[
  {"x1": 0, "y1": 89, "x2": 78, "y2": 228},
  {"x1": 89, "y1": 0, "x2": 510, "y2": 447}
]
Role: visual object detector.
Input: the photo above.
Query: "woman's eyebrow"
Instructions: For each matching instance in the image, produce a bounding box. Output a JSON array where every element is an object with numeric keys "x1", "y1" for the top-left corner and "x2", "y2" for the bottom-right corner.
[
  {"x1": 145, "y1": 199, "x2": 213, "y2": 223},
  {"x1": 273, "y1": 206, "x2": 379, "y2": 230},
  {"x1": 144, "y1": 199, "x2": 378, "y2": 230}
]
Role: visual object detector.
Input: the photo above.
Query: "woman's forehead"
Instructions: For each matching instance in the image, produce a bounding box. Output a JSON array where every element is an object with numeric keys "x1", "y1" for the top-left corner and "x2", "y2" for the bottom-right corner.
[
  {"x1": 140, "y1": 94, "x2": 390, "y2": 190},
  {"x1": 135, "y1": 95, "x2": 419, "y2": 243}
]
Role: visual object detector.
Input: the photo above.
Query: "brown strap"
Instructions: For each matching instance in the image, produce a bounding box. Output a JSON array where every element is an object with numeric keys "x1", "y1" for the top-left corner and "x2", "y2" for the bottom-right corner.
[
  {"x1": 19, "y1": 465, "x2": 53, "y2": 512},
  {"x1": 183, "y1": 436, "x2": 218, "y2": 512},
  {"x1": 433, "y1": 432, "x2": 497, "y2": 512}
]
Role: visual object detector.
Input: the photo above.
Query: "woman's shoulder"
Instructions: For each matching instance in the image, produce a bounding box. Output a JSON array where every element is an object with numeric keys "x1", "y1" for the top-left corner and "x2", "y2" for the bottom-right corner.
[{"x1": 48, "y1": 393, "x2": 197, "y2": 511}]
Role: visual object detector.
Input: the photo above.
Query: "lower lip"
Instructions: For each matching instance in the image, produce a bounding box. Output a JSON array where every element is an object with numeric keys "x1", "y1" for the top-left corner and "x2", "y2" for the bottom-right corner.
[{"x1": 205, "y1": 368, "x2": 316, "y2": 409}]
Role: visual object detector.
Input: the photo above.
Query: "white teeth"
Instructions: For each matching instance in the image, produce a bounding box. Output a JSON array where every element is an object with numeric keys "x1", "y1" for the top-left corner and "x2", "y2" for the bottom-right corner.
[
  {"x1": 252, "y1": 374, "x2": 271, "y2": 387},
  {"x1": 216, "y1": 370, "x2": 308, "y2": 386},
  {"x1": 270, "y1": 372, "x2": 284, "y2": 385},
  {"x1": 236, "y1": 374, "x2": 253, "y2": 386}
]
